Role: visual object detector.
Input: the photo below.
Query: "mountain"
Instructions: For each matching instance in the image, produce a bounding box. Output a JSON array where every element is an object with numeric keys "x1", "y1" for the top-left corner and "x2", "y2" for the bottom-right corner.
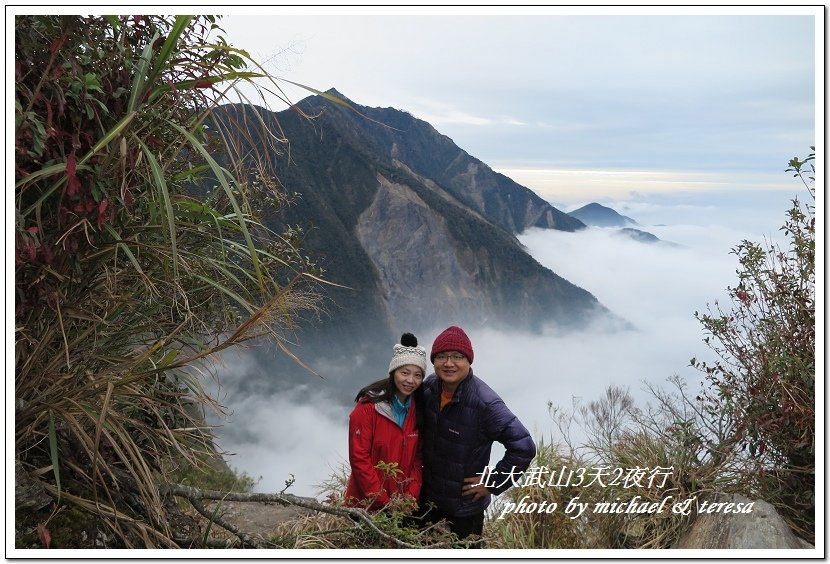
[
  {"x1": 568, "y1": 202, "x2": 638, "y2": 227},
  {"x1": 567, "y1": 204, "x2": 680, "y2": 247},
  {"x1": 615, "y1": 228, "x2": 682, "y2": 247},
  {"x1": 615, "y1": 227, "x2": 661, "y2": 244},
  {"x1": 207, "y1": 91, "x2": 613, "y2": 389}
]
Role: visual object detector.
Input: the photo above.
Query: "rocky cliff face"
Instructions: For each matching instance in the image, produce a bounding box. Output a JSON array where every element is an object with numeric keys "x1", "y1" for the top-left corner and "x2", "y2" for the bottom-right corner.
[
  {"x1": 208, "y1": 92, "x2": 609, "y2": 386},
  {"x1": 355, "y1": 174, "x2": 475, "y2": 330}
]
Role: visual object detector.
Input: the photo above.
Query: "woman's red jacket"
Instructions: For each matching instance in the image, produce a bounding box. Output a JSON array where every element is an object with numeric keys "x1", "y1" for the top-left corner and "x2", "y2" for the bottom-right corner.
[{"x1": 344, "y1": 397, "x2": 422, "y2": 509}]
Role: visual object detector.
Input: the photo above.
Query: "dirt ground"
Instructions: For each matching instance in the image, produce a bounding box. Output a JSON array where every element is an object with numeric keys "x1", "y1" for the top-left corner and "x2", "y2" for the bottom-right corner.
[{"x1": 204, "y1": 499, "x2": 315, "y2": 542}]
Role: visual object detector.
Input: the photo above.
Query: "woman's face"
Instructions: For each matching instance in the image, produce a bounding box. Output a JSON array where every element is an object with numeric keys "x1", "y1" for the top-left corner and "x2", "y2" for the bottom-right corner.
[{"x1": 392, "y1": 365, "x2": 424, "y2": 400}]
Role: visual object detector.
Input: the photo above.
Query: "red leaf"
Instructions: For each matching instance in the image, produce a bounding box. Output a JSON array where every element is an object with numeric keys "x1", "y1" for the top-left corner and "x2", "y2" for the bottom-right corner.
[
  {"x1": 97, "y1": 198, "x2": 109, "y2": 229},
  {"x1": 66, "y1": 152, "x2": 81, "y2": 197},
  {"x1": 26, "y1": 240, "x2": 37, "y2": 261},
  {"x1": 66, "y1": 152, "x2": 76, "y2": 176},
  {"x1": 49, "y1": 35, "x2": 67, "y2": 55},
  {"x1": 37, "y1": 523, "x2": 51, "y2": 548},
  {"x1": 39, "y1": 243, "x2": 54, "y2": 266},
  {"x1": 123, "y1": 185, "x2": 134, "y2": 209},
  {"x1": 193, "y1": 79, "x2": 212, "y2": 89}
]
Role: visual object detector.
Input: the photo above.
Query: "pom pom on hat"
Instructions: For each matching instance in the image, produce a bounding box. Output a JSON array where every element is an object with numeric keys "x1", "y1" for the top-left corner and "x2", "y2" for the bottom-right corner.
[
  {"x1": 400, "y1": 332, "x2": 418, "y2": 347},
  {"x1": 388, "y1": 333, "x2": 427, "y2": 374},
  {"x1": 430, "y1": 325, "x2": 474, "y2": 364}
]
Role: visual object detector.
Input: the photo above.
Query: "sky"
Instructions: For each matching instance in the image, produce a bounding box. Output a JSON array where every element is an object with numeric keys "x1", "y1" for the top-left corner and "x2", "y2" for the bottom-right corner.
[
  {"x1": 214, "y1": 7, "x2": 820, "y2": 209},
  {"x1": 197, "y1": 7, "x2": 822, "y2": 498}
]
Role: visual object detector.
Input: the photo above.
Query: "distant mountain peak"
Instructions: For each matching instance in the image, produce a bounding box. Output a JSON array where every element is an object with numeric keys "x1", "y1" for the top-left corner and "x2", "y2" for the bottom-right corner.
[
  {"x1": 615, "y1": 227, "x2": 683, "y2": 248},
  {"x1": 615, "y1": 227, "x2": 660, "y2": 244},
  {"x1": 323, "y1": 87, "x2": 350, "y2": 101},
  {"x1": 568, "y1": 202, "x2": 638, "y2": 228}
]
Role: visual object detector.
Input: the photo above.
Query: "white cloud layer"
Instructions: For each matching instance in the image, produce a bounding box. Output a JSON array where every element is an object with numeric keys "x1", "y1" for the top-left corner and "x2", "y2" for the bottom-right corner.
[{"x1": 210, "y1": 202, "x2": 790, "y2": 497}]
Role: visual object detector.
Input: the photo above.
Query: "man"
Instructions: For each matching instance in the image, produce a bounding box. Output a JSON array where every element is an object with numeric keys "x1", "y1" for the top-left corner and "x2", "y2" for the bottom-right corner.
[{"x1": 417, "y1": 325, "x2": 536, "y2": 541}]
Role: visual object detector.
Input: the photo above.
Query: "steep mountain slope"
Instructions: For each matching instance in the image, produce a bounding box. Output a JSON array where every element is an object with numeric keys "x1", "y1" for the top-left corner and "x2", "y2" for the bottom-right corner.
[{"x1": 208, "y1": 92, "x2": 611, "y2": 385}]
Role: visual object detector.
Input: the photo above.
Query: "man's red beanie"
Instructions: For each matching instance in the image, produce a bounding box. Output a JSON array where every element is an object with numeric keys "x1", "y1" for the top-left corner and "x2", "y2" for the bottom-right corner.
[{"x1": 430, "y1": 325, "x2": 474, "y2": 364}]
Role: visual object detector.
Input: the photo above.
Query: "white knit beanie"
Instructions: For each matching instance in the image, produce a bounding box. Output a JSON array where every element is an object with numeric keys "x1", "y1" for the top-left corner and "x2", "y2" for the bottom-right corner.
[{"x1": 388, "y1": 333, "x2": 427, "y2": 374}]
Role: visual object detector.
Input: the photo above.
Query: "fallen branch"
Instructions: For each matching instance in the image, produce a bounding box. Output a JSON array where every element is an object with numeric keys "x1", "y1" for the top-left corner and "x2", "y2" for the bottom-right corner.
[
  {"x1": 164, "y1": 483, "x2": 461, "y2": 549},
  {"x1": 187, "y1": 495, "x2": 264, "y2": 548}
]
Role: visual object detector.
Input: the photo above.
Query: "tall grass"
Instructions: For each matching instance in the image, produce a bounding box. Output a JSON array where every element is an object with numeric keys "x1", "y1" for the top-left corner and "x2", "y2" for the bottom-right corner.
[
  {"x1": 15, "y1": 15, "x2": 323, "y2": 547},
  {"x1": 485, "y1": 438, "x2": 592, "y2": 549},
  {"x1": 487, "y1": 383, "x2": 734, "y2": 549}
]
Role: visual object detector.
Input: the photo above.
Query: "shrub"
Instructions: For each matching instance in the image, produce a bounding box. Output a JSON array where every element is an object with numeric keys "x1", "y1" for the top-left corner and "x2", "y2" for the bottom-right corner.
[
  {"x1": 15, "y1": 15, "x2": 321, "y2": 547},
  {"x1": 692, "y1": 149, "x2": 816, "y2": 541},
  {"x1": 485, "y1": 438, "x2": 593, "y2": 548},
  {"x1": 493, "y1": 385, "x2": 710, "y2": 549}
]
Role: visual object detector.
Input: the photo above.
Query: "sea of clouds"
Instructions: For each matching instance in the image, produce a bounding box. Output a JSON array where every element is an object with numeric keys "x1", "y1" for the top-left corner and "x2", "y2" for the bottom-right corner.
[{"x1": 207, "y1": 192, "x2": 794, "y2": 496}]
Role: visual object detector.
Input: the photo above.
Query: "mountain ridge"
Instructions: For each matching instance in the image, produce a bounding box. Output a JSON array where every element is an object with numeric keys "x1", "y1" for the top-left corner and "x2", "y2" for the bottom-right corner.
[
  {"x1": 568, "y1": 202, "x2": 637, "y2": 227},
  {"x1": 208, "y1": 91, "x2": 615, "y2": 387}
]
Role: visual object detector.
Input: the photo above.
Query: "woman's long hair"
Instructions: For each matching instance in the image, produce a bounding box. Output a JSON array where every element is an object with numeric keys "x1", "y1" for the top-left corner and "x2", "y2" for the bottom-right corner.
[
  {"x1": 355, "y1": 376, "x2": 425, "y2": 429},
  {"x1": 354, "y1": 375, "x2": 396, "y2": 404}
]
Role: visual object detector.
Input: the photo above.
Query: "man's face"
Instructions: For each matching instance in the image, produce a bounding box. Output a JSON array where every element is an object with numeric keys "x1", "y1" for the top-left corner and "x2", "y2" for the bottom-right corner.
[{"x1": 433, "y1": 351, "x2": 471, "y2": 389}]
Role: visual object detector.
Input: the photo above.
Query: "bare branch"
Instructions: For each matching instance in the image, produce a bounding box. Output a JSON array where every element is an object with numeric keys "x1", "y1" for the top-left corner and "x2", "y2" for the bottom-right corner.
[{"x1": 165, "y1": 483, "x2": 459, "y2": 549}]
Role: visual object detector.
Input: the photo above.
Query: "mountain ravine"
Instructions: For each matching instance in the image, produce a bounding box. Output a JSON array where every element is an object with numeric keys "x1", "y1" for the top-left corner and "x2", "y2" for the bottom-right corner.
[{"x1": 207, "y1": 90, "x2": 617, "y2": 388}]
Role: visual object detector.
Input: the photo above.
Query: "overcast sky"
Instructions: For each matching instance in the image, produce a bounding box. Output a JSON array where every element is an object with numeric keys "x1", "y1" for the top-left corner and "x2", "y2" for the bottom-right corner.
[{"x1": 216, "y1": 7, "x2": 819, "y2": 208}]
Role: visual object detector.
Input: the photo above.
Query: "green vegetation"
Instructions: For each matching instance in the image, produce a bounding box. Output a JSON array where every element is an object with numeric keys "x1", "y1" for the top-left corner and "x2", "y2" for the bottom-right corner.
[
  {"x1": 693, "y1": 148, "x2": 816, "y2": 541},
  {"x1": 15, "y1": 15, "x2": 322, "y2": 547},
  {"x1": 169, "y1": 457, "x2": 259, "y2": 496},
  {"x1": 488, "y1": 380, "x2": 721, "y2": 549}
]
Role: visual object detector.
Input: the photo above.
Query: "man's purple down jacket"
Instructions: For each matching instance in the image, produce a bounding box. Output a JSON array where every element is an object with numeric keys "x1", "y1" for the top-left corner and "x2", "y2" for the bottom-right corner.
[{"x1": 419, "y1": 369, "x2": 537, "y2": 517}]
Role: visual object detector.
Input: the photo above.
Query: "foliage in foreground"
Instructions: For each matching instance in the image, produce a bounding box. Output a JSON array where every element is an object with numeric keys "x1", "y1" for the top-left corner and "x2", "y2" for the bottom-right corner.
[
  {"x1": 15, "y1": 13, "x2": 814, "y2": 548},
  {"x1": 15, "y1": 15, "x2": 322, "y2": 548},
  {"x1": 487, "y1": 383, "x2": 703, "y2": 549},
  {"x1": 693, "y1": 149, "x2": 816, "y2": 541},
  {"x1": 167, "y1": 463, "x2": 474, "y2": 549}
]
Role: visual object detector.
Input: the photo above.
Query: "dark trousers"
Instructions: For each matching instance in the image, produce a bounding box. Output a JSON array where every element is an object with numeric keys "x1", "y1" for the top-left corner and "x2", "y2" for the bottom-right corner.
[{"x1": 414, "y1": 504, "x2": 485, "y2": 545}]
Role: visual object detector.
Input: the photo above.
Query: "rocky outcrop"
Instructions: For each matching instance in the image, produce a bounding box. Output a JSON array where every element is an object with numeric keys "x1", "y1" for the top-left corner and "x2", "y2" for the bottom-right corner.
[
  {"x1": 15, "y1": 460, "x2": 51, "y2": 511},
  {"x1": 356, "y1": 174, "x2": 478, "y2": 329},
  {"x1": 353, "y1": 170, "x2": 604, "y2": 333},
  {"x1": 673, "y1": 493, "x2": 813, "y2": 549}
]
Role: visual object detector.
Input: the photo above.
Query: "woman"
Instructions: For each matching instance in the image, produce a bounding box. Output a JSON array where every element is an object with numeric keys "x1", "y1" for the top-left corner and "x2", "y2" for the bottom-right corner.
[{"x1": 344, "y1": 333, "x2": 426, "y2": 509}]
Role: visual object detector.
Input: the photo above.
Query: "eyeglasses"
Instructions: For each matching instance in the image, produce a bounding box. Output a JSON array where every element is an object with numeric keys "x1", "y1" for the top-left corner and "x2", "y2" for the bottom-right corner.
[{"x1": 434, "y1": 353, "x2": 467, "y2": 363}]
